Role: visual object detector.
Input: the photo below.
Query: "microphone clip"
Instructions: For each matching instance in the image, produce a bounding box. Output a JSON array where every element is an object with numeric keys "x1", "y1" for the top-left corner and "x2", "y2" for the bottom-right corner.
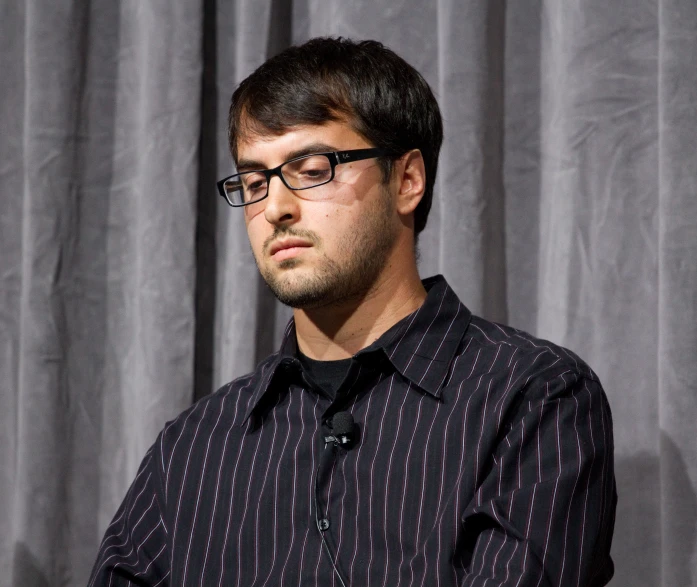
[
  {"x1": 323, "y1": 434, "x2": 352, "y2": 448},
  {"x1": 324, "y1": 411, "x2": 356, "y2": 449}
]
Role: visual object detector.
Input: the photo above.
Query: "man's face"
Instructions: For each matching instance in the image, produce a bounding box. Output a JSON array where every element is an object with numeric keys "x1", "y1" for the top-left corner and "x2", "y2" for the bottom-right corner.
[{"x1": 238, "y1": 120, "x2": 401, "y2": 309}]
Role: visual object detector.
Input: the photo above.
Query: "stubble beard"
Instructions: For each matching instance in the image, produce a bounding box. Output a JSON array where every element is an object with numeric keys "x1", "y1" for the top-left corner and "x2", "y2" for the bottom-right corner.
[{"x1": 257, "y1": 191, "x2": 398, "y2": 310}]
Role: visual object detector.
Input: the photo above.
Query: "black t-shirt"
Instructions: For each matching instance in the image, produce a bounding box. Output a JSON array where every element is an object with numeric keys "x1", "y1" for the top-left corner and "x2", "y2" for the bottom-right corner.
[{"x1": 297, "y1": 352, "x2": 353, "y2": 400}]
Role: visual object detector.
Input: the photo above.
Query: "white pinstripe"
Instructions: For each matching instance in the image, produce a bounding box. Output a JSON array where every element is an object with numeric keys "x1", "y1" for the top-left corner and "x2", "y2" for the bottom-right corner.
[
  {"x1": 279, "y1": 390, "x2": 308, "y2": 585},
  {"x1": 388, "y1": 305, "x2": 424, "y2": 360},
  {"x1": 199, "y1": 381, "x2": 249, "y2": 583},
  {"x1": 170, "y1": 399, "x2": 212, "y2": 579},
  {"x1": 403, "y1": 287, "x2": 447, "y2": 373},
  {"x1": 296, "y1": 395, "x2": 320, "y2": 584},
  {"x1": 91, "y1": 474, "x2": 154, "y2": 570},
  {"x1": 347, "y1": 377, "x2": 379, "y2": 585},
  {"x1": 503, "y1": 539, "x2": 519, "y2": 584},
  {"x1": 216, "y1": 389, "x2": 257, "y2": 587},
  {"x1": 334, "y1": 385, "x2": 365, "y2": 582},
  {"x1": 557, "y1": 380, "x2": 582, "y2": 586},
  {"x1": 408, "y1": 393, "x2": 441, "y2": 587},
  {"x1": 535, "y1": 396, "x2": 563, "y2": 587},
  {"x1": 380, "y1": 381, "x2": 412, "y2": 587},
  {"x1": 181, "y1": 395, "x2": 227, "y2": 585},
  {"x1": 260, "y1": 390, "x2": 295, "y2": 587},
  {"x1": 393, "y1": 391, "x2": 427, "y2": 587},
  {"x1": 133, "y1": 541, "x2": 167, "y2": 578},
  {"x1": 475, "y1": 380, "x2": 495, "y2": 505},
  {"x1": 451, "y1": 377, "x2": 481, "y2": 581},
  {"x1": 233, "y1": 394, "x2": 280, "y2": 587},
  {"x1": 575, "y1": 380, "x2": 597, "y2": 587},
  {"x1": 296, "y1": 527, "x2": 311, "y2": 587},
  {"x1": 365, "y1": 374, "x2": 396, "y2": 585},
  {"x1": 418, "y1": 302, "x2": 462, "y2": 386},
  {"x1": 103, "y1": 505, "x2": 166, "y2": 587},
  {"x1": 164, "y1": 399, "x2": 207, "y2": 502},
  {"x1": 251, "y1": 394, "x2": 284, "y2": 585},
  {"x1": 332, "y1": 388, "x2": 362, "y2": 585},
  {"x1": 429, "y1": 361, "x2": 466, "y2": 587}
]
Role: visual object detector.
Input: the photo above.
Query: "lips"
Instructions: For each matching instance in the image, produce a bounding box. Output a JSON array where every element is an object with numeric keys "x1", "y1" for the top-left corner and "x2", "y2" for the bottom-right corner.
[{"x1": 268, "y1": 238, "x2": 313, "y2": 260}]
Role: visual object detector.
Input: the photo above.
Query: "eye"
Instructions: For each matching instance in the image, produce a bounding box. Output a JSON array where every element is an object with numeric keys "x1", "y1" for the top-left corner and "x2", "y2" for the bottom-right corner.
[
  {"x1": 284, "y1": 155, "x2": 332, "y2": 188},
  {"x1": 242, "y1": 173, "x2": 267, "y2": 197},
  {"x1": 301, "y1": 167, "x2": 331, "y2": 180}
]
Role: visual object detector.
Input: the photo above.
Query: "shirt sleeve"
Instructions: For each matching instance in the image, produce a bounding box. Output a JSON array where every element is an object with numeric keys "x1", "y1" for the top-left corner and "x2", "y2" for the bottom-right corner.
[
  {"x1": 459, "y1": 373, "x2": 617, "y2": 586},
  {"x1": 87, "y1": 444, "x2": 171, "y2": 586}
]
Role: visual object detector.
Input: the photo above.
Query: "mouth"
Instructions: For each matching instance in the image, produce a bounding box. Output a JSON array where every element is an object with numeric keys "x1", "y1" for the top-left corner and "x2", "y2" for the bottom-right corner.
[{"x1": 268, "y1": 238, "x2": 313, "y2": 261}]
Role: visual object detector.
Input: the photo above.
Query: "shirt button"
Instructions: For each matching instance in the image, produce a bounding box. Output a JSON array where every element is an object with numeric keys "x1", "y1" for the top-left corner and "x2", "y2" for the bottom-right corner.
[{"x1": 317, "y1": 518, "x2": 330, "y2": 531}]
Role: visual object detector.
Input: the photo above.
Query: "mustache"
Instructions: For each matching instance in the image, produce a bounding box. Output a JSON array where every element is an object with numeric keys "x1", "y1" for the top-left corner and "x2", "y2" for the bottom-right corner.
[{"x1": 263, "y1": 227, "x2": 320, "y2": 255}]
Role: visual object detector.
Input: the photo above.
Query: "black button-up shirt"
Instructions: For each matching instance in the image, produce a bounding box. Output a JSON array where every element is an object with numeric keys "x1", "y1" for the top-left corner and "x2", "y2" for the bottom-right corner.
[{"x1": 88, "y1": 275, "x2": 616, "y2": 586}]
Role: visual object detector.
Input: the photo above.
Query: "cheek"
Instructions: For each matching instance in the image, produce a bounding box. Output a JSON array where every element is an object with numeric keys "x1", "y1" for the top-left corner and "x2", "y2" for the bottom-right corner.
[
  {"x1": 316, "y1": 201, "x2": 356, "y2": 229},
  {"x1": 246, "y1": 217, "x2": 269, "y2": 257},
  {"x1": 314, "y1": 204, "x2": 368, "y2": 254}
]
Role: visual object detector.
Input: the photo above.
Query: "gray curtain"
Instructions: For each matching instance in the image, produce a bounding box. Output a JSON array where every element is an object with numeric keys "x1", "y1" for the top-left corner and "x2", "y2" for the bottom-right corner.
[{"x1": 1, "y1": 0, "x2": 695, "y2": 585}]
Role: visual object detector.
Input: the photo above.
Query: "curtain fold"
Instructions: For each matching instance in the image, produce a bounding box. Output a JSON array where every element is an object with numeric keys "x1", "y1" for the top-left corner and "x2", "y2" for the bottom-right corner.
[
  {"x1": 531, "y1": 3, "x2": 663, "y2": 583},
  {"x1": 0, "y1": 0, "x2": 695, "y2": 585},
  {"x1": 657, "y1": 0, "x2": 697, "y2": 583},
  {"x1": 1, "y1": 1, "x2": 202, "y2": 584}
]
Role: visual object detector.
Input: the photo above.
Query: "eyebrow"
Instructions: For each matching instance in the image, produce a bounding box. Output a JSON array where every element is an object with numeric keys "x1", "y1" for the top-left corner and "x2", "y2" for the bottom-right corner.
[{"x1": 235, "y1": 142, "x2": 338, "y2": 172}]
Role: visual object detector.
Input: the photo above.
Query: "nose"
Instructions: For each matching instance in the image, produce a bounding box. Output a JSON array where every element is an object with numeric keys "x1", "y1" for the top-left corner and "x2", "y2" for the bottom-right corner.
[{"x1": 263, "y1": 175, "x2": 299, "y2": 226}]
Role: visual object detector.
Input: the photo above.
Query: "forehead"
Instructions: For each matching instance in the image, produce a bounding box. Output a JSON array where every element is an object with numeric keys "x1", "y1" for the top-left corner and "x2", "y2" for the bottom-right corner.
[{"x1": 235, "y1": 119, "x2": 371, "y2": 165}]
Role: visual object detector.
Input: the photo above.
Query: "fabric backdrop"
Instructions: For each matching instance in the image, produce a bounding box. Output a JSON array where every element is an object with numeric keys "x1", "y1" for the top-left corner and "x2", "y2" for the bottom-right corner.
[{"x1": 1, "y1": 0, "x2": 695, "y2": 585}]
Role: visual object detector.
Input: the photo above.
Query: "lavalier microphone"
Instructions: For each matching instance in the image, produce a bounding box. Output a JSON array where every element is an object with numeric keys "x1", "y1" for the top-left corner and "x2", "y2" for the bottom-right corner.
[{"x1": 324, "y1": 411, "x2": 355, "y2": 448}]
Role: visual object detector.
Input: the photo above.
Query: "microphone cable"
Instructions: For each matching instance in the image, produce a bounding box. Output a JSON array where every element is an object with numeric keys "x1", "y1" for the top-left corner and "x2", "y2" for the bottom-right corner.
[
  {"x1": 313, "y1": 456, "x2": 349, "y2": 587},
  {"x1": 312, "y1": 411, "x2": 356, "y2": 587}
]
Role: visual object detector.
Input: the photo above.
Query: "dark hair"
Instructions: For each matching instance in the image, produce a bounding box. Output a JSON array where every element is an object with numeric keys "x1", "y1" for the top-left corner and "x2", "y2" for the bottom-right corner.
[{"x1": 228, "y1": 37, "x2": 443, "y2": 235}]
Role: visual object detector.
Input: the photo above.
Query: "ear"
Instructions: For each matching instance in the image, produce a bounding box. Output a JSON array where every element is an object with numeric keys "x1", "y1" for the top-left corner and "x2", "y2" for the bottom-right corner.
[{"x1": 393, "y1": 149, "x2": 426, "y2": 216}]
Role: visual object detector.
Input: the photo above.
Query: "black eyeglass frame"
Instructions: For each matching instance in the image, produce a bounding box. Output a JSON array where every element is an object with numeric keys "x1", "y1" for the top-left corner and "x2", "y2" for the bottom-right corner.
[{"x1": 216, "y1": 147, "x2": 397, "y2": 207}]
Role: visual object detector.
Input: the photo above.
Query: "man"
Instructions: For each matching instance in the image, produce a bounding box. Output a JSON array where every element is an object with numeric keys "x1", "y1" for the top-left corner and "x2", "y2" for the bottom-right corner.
[{"x1": 88, "y1": 38, "x2": 616, "y2": 586}]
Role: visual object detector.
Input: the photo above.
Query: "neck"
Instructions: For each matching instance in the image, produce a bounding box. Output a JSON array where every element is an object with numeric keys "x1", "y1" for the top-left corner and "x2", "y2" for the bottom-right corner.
[{"x1": 293, "y1": 262, "x2": 426, "y2": 361}]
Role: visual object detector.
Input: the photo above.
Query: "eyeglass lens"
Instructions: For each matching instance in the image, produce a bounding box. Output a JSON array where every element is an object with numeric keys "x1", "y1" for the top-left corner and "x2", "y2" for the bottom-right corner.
[{"x1": 223, "y1": 154, "x2": 334, "y2": 205}]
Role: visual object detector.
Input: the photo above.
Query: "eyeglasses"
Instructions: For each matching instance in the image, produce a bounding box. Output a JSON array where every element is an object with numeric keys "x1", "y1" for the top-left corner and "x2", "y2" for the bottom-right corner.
[{"x1": 217, "y1": 147, "x2": 394, "y2": 207}]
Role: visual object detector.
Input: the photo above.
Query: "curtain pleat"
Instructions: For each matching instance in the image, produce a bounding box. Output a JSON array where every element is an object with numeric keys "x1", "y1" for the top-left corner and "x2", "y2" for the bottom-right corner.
[
  {"x1": 657, "y1": 0, "x2": 697, "y2": 584},
  {"x1": 1, "y1": 1, "x2": 202, "y2": 584}
]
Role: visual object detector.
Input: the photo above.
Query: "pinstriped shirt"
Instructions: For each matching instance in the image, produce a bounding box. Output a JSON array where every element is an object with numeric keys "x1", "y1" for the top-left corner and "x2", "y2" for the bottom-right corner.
[{"x1": 88, "y1": 275, "x2": 616, "y2": 586}]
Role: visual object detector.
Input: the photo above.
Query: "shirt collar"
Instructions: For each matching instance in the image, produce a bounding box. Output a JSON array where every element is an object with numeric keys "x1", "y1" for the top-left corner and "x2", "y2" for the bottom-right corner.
[
  {"x1": 241, "y1": 275, "x2": 471, "y2": 425},
  {"x1": 375, "y1": 275, "x2": 471, "y2": 396}
]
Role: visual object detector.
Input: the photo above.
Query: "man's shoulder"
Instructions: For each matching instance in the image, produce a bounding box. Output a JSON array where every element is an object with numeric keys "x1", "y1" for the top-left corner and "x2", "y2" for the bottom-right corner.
[
  {"x1": 450, "y1": 315, "x2": 611, "y2": 430},
  {"x1": 156, "y1": 354, "x2": 279, "y2": 451},
  {"x1": 463, "y1": 314, "x2": 599, "y2": 384}
]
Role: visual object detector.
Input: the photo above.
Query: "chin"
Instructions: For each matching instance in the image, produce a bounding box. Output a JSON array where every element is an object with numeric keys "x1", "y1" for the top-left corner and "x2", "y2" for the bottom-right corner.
[
  {"x1": 269, "y1": 285, "x2": 331, "y2": 309},
  {"x1": 262, "y1": 270, "x2": 346, "y2": 309},
  {"x1": 277, "y1": 258, "x2": 302, "y2": 270}
]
